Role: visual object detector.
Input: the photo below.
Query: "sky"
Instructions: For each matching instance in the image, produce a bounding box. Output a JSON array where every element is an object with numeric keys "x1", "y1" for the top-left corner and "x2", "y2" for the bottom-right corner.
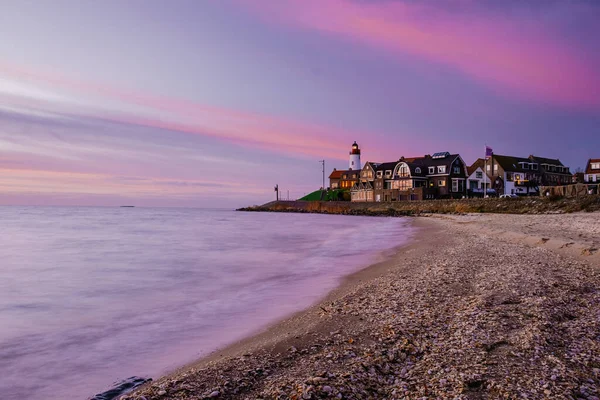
[{"x1": 1, "y1": 0, "x2": 599, "y2": 208}]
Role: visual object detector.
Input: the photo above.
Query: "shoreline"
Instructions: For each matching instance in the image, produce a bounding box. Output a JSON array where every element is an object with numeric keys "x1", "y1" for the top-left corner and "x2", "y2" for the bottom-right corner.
[
  {"x1": 129, "y1": 212, "x2": 600, "y2": 399},
  {"x1": 125, "y1": 217, "x2": 428, "y2": 396},
  {"x1": 168, "y1": 218, "x2": 426, "y2": 376}
]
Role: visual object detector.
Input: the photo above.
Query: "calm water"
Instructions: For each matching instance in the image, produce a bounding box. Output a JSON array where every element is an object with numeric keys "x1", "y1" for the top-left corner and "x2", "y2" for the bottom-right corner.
[{"x1": 0, "y1": 207, "x2": 414, "y2": 400}]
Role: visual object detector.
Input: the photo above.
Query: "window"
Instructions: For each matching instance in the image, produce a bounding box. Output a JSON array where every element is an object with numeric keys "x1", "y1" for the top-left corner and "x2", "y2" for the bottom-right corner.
[
  {"x1": 438, "y1": 180, "x2": 446, "y2": 187},
  {"x1": 428, "y1": 166, "x2": 435, "y2": 174},
  {"x1": 343, "y1": 174, "x2": 347, "y2": 179},
  {"x1": 376, "y1": 171, "x2": 382, "y2": 178},
  {"x1": 385, "y1": 170, "x2": 392, "y2": 177},
  {"x1": 487, "y1": 164, "x2": 491, "y2": 172},
  {"x1": 453, "y1": 166, "x2": 460, "y2": 174},
  {"x1": 493, "y1": 164, "x2": 498, "y2": 172},
  {"x1": 438, "y1": 166, "x2": 446, "y2": 174},
  {"x1": 532, "y1": 164, "x2": 538, "y2": 170},
  {"x1": 522, "y1": 163, "x2": 529, "y2": 170},
  {"x1": 506, "y1": 173, "x2": 514, "y2": 182},
  {"x1": 415, "y1": 167, "x2": 421, "y2": 174},
  {"x1": 592, "y1": 163, "x2": 600, "y2": 170},
  {"x1": 395, "y1": 180, "x2": 412, "y2": 190},
  {"x1": 398, "y1": 166, "x2": 410, "y2": 177},
  {"x1": 476, "y1": 171, "x2": 483, "y2": 179},
  {"x1": 452, "y1": 179, "x2": 458, "y2": 192}
]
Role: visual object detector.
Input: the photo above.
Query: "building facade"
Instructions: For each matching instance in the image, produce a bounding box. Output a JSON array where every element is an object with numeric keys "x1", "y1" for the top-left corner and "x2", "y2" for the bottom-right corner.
[
  {"x1": 351, "y1": 152, "x2": 468, "y2": 202},
  {"x1": 486, "y1": 154, "x2": 571, "y2": 196},
  {"x1": 585, "y1": 159, "x2": 600, "y2": 183},
  {"x1": 467, "y1": 159, "x2": 493, "y2": 196}
]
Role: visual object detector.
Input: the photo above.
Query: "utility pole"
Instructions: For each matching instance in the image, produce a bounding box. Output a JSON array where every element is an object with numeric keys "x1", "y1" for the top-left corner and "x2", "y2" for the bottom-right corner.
[
  {"x1": 319, "y1": 160, "x2": 325, "y2": 190},
  {"x1": 274, "y1": 184, "x2": 279, "y2": 201}
]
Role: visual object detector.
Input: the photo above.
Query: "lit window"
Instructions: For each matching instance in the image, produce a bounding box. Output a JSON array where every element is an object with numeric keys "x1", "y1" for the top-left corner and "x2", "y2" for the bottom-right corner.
[
  {"x1": 438, "y1": 180, "x2": 446, "y2": 187},
  {"x1": 438, "y1": 166, "x2": 446, "y2": 174}
]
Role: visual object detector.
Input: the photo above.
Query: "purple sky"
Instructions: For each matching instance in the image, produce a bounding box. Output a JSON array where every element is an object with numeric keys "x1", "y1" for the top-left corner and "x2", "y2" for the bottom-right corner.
[{"x1": 1, "y1": 0, "x2": 599, "y2": 207}]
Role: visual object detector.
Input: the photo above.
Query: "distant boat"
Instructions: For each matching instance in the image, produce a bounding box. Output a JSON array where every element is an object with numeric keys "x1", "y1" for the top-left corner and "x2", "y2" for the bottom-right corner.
[{"x1": 120, "y1": 206, "x2": 135, "y2": 208}]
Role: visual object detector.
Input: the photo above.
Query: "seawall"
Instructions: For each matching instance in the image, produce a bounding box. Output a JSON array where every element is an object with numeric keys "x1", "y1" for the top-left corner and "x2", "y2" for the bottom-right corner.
[{"x1": 239, "y1": 196, "x2": 600, "y2": 216}]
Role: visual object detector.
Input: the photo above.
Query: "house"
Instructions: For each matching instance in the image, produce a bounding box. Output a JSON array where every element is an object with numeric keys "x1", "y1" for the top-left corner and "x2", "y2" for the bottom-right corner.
[
  {"x1": 351, "y1": 152, "x2": 468, "y2": 202},
  {"x1": 466, "y1": 159, "x2": 492, "y2": 196},
  {"x1": 423, "y1": 152, "x2": 468, "y2": 197},
  {"x1": 486, "y1": 153, "x2": 570, "y2": 196},
  {"x1": 584, "y1": 159, "x2": 600, "y2": 183},
  {"x1": 531, "y1": 155, "x2": 571, "y2": 186},
  {"x1": 328, "y1": 169, "x2": 343, "y2": 189}
]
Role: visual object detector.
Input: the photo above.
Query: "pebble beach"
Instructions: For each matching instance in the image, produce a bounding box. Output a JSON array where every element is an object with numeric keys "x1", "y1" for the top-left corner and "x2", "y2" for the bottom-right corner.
[{"x1": 129, "y1": 212, "x2": 600, "y2": 400}]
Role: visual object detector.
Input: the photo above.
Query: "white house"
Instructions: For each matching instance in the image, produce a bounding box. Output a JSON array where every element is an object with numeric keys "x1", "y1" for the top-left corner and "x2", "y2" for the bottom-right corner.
[
  {"x1": 467, "y1": 159, "x2": 492, "y2": 195},
  {"x1": 584, "y1": 159, "x2": 600, "y2": 183}
]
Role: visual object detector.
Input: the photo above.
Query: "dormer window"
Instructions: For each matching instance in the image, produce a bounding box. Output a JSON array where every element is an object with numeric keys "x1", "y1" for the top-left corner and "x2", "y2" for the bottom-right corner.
[
  {"x1": 415, "y1": 167, "x2": 421, "y2": 174},
  {"x1": 385, "y1": 170, "x2": 391, "y2": 177},
  {"x1": 376, "y1": 171, "x2": 382, "y2": 178},
  {"x1": 522, "y1": 163, "x2": 529, "y2": 170},
  {"x1": 438, "y1": 166, "x2": 446, "y2": 174},
  {"x1": 453, "y1": 166, "x2": 460, "y2": 174},
  {"x1": 428, "y1": 167, "x2": 435, "y2": 174},
  {"x1": 531, "y1": 164, "x2": 538, "y2": 170},
  {"x1": 591, "y1": 163, "x2": 600, "y2": 170}
]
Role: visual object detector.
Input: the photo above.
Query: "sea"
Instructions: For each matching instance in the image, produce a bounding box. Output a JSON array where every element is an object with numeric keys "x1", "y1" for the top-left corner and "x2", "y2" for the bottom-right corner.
[{"x1": 0, "y1": 207, "x2": 414, "y2": 400}]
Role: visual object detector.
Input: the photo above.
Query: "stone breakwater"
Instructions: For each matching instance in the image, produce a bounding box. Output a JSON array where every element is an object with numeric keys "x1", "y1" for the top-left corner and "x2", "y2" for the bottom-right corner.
[
  {"x1": 128, "y1": 212, "x2": 600, "y2": 400},
  {"x1": 239, "y1": 196, "x2": 600, "y2": 216}
]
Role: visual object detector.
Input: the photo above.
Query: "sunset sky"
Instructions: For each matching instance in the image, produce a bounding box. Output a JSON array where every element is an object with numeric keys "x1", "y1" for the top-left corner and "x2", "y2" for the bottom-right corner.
[{"x1": 1, "y1": 0, "x2": 599, "y2": 207}]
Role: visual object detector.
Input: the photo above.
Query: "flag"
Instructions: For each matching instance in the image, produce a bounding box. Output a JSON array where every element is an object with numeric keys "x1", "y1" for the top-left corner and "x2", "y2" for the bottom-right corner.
[{"x1": 485, "y1": 146, "x2": 493, "y2": 159}]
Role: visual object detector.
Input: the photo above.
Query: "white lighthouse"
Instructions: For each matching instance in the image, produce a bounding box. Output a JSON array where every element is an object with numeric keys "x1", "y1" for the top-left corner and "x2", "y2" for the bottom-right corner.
[{"x1": 349, "y1": 141, "x2": 361, "y2": 170}]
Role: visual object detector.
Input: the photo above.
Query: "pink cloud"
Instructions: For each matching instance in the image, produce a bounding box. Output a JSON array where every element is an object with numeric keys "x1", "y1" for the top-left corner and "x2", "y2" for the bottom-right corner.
[
  {"x1": 240, "y1": 0, "x2": 600, "y2": 110},
  {"x1": 0, "y1": 63, "x2": 388, "y2": 161}
]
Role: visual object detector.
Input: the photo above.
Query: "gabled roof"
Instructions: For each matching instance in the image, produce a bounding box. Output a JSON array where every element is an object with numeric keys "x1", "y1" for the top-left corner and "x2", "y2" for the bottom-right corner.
[
  {"x1": 467, "y1": 158, "x2": 488, "y2": 176},
  {"x1": 467, "y1": 158, "x2": 493, "y2": 179},
  {"x1": 328, "y1": 170, "x2": 345, "y2": 179},
  {"x1": 351, "y1": 181, "x2": 373, "y2": 191},
  {"x1": 586, "y1": 158, "x2": 600, "y2": 174}
]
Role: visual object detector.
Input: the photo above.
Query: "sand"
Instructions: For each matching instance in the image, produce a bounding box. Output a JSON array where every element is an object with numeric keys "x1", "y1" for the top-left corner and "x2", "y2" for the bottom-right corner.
[{"x1": 127, "y1": 212, "x2": 600, "y2": 400}]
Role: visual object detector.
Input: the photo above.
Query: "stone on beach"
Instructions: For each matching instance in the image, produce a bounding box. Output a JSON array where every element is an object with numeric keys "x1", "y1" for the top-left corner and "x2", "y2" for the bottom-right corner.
[{"x1": 132, "y1": 212, "x2": 600, "y2": 399}]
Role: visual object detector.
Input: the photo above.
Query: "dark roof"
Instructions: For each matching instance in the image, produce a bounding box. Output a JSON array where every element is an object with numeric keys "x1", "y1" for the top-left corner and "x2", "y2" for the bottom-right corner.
[
  {"x1": 586, "y1": 159, "x2": 600, "y2": 174},
  {"x1": 373, "y1": 162, "x2": 398, "y2": 173},
  {"x1": 421, "y1": 154, "x2": 461, "y2": 168},
  {"x1": 493, "y1": 154, "x2": 532, "y2": 172},
  {"x1": 530, "y1": 155, "x2": 564, "y2": 167}
]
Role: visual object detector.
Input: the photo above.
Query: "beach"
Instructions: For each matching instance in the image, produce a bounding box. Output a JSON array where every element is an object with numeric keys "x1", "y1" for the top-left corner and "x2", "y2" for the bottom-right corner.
[{"x1": 129, "y1": 212, "x2": 600, "y2": 400}]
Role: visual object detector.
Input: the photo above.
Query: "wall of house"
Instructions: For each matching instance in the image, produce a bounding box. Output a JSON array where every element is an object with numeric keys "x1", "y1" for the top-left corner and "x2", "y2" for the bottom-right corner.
[{"x1": 586, "y1": 174, "x2": 599, "y2": 183}]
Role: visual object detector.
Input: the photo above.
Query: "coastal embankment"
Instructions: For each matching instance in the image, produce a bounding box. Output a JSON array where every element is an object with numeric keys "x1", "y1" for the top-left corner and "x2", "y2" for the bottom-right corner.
[
  {"x1": 130, "y1": 212, "x2": 600, "y2": 400},
  {"x1": 239, "y1": 196, "x2": 600, "y2": 216}
]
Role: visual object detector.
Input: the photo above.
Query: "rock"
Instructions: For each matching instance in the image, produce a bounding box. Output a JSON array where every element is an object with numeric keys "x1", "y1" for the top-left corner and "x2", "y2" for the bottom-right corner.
[{"x1": 209, "y1": 390, "x2": 220, "y2": 397}]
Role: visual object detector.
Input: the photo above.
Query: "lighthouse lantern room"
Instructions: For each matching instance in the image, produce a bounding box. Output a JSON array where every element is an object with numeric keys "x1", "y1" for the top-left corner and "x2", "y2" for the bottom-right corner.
[{"x1": 349, "y1": 141, "x2": 361, "y2": 171}]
